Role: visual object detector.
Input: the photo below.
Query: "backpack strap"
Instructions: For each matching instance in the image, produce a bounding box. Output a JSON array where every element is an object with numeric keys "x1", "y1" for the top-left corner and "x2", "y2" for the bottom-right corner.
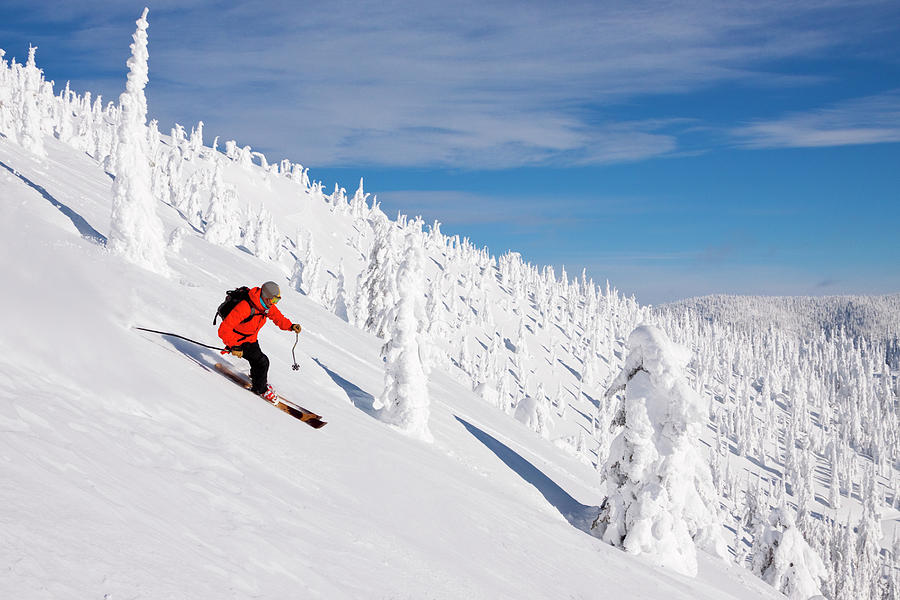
[
  {"x1": 239, "y1": 301, "x2": 269, "y2": 324},
  {"x1": 230, "y1": 301, "x2": 270, "y2": 343}
]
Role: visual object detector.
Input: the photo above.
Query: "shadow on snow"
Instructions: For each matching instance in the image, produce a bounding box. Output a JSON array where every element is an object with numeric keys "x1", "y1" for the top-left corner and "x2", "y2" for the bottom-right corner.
[
  {"x1": 313, "y1": 357, "x2": 378, "y2": 416},
  {"x1": 0, "y1": 159, "x2": 107, "y2": 245},
  {"x1": 455, "y1": 416, "x2": 600, "y2": 538}
]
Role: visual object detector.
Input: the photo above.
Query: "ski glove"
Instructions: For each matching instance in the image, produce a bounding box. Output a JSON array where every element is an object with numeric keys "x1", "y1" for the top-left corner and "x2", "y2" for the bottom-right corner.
[
  {"x1": 230, "y1": 347, "x2": 244, "y2": 358},
  {"x1": 291, "y1": 324, "x2": 302, "y2": 333}
]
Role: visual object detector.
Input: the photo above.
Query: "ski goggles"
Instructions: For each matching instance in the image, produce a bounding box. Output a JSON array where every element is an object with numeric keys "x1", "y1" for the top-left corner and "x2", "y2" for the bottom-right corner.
[{"x1": 269, "y1": 295, "x2": 281, "y2": 304}]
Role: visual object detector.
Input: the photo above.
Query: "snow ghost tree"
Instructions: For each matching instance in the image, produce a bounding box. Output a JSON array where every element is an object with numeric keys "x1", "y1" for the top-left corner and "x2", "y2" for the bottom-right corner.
[
  {"x1": 378, "y1": 229, "x2": 432, "y2": 442},
  {"x1": 17, "y1": 45, "x2": 47, "y2": 156},
  {"x1": 357, "y1": 215, "x2": 397, "y2": 337},
  {"x1": 107, "y1": 8, "x2": 169, "y2": 275},
  {"x1": 750, "y1": 505, "x2": 827, "y2": 600},
  {"x1": 592, "y1": 325, "x2": 726, "y2": 577},
  {"x1": 204, "y1": 159, "x2": 242, "y2": 246},
  {"x1": 249, "y1": 205, "x2": 280, "y2": 260},
  {"x1": 333, "y1": 259, "x2": 351, "y2": 322},
  {"x1": 289, "y1": 230, "x2": 310, "y2": 293},
  {"x1": 513, "y1": 392, "x2": 553, "y2": 439}
]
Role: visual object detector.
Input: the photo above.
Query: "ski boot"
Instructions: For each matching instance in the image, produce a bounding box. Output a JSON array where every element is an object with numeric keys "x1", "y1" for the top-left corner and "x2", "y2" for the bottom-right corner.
[{"x1": 259, "y1": 384, "x2": 278, "y2": 403}]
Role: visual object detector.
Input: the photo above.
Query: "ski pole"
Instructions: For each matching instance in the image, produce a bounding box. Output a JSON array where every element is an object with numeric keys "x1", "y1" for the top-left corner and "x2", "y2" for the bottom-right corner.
[
  {"x1": 134, "y1": 327, "x2": 227, "y2": 352},
  {"x1": 291, "y1": 331, "x2": 301, "y2": 371}
]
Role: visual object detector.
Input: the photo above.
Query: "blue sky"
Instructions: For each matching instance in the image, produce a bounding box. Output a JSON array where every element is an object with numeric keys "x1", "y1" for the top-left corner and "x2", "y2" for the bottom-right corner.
[{"x1": 2, "y1": 0, "x2": 899, "y2": 304}]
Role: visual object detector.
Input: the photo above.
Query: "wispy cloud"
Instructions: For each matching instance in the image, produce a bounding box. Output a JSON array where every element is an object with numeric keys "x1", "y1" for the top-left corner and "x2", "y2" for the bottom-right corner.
[
  {"x1": 732, "y1": 90, "x2": 900, "y2": 148},
  {"x1": 4, "y1": 0, "x2": 900, "y2": 168}
]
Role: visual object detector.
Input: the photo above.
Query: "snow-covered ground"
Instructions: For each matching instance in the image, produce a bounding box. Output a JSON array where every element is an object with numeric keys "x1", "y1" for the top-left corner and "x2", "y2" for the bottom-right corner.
[{"x1": 0, "y1": 133, "x2": 790, "y2": 599}]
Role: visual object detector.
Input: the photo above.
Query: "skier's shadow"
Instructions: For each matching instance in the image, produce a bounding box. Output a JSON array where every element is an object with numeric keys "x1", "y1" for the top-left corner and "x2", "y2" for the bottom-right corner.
[
  {"x1": 159, "y1": 335, "x2": 223, "y2": 372},
  {"x1": 313, "y1": 358, "x2": 378, "y2": 416},
  {"x1": 456, "y1": 417, "x2": 600, "y2": 538}
]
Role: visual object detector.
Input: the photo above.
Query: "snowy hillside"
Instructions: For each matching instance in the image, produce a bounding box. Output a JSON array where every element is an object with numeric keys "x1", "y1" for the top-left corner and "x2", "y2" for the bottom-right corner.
[
  {"x1": 0, "y1": 68, "x2": 776, "y2": 600},
  {"x1": 666, "y1": 294, "x2": 900, "y2": 350},
  {"x1": 2, "y1": 13, "x2": 898, "y2": 600}
]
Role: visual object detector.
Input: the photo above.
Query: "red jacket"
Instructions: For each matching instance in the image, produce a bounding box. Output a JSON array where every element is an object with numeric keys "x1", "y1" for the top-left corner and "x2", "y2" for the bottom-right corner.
[{"x1": 218, "y1": 286, "x2": 295, "y2": 348}]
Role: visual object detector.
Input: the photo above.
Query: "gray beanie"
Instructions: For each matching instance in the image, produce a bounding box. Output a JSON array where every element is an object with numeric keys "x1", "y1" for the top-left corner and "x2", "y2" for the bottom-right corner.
[{"x1": 261, "y1": 281, "x2": 281, "y2": 299}]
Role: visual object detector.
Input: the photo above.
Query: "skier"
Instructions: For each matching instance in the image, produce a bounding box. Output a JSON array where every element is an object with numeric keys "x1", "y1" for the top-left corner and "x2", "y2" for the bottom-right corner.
[{"x1": 217, "y1": 281, "x2": 302, "y2": 401}]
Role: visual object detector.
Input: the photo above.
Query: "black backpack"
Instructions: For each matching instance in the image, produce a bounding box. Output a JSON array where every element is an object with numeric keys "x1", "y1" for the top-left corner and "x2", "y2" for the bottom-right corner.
[{"x1": 213, "y1": 286, "x2": 252, "y2": 325}]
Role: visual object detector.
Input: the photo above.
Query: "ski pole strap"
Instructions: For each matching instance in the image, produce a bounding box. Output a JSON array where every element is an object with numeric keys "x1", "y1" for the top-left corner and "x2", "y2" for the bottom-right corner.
[
  {"x1": 134, "y1": 327, "x2": 227, "y2": 352},
  {"x1": 291, "y1": 331, "x2": 300, "y2": 371}
]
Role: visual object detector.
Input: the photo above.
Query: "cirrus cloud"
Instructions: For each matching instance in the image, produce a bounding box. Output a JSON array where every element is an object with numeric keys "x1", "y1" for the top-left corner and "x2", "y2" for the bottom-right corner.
[
  {"x1": 3, "y1": 0, "x2": 900, "y2": 168},
  {"x1": 732, "y1": 90, "x2": 900, "y2": 148}
]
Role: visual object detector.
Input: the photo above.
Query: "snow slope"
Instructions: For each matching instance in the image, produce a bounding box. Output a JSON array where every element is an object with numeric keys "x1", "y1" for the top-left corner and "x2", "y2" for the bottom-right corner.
[{"x1": 0, "y1": 134, "x2": 784, "y2": 598}]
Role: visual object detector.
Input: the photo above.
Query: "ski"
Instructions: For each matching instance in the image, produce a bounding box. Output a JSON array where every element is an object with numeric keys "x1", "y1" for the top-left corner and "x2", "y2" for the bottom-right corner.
[{"x1": 214, "y1": 363, "x2": 326, "y2": 428}]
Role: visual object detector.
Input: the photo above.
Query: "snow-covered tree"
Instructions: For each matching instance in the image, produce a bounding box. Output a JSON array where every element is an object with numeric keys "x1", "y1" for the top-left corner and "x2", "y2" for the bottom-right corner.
[
  {"x1": 0, "y1": 50, "x2": 11, "y2": 136},
  {"x1": 290, "y1": 234, "x2": 323, "y2": 302},
  {"x1": 329, "y1": 183, "x2": 348, "y2": 215},
  {"x1": 593, "y1": 325, "x2": 726, "y2": 577},
  {"x1": 750, "y1": 505, "x2": 828, "y2": 600},
  {"x1": 350, "y1": 177, "x2": 369, "y2": 219},
  {"x1": 288, "y1": 230, "x2": 309, "y2": 293},
  {"x1": 187, "y1": 120, "x2": 203, "y2": 160},
  {"x1": 17, "y1": 45, "x2": 46, "y2": 156},
  {"x1": 204, "y1": 160, "x2": 241, "y2": 245},
  {"x1": 167, "y1": 226, "x2": 185, "y2": 253},
  {"x1": 854, "y1": 468, "x2": 884, "y2": 598},
  {"x1": 107, "y1": 8, "x2": 168, "y2": 275},
  {"x1": 304, "y1": 255, "x2": 324, "y2": 303},
  {"x1": 333, "y1": 259, "x2": 351, "y2": 322},
  {"x1": 514, "y1": 391, "x2": 553, "y2": 439},
  {"x1": 248, "y1": 205, "x2": 280, "y2": 260},
  {"x1": 357, "y1": 215, "x2": 397, "y2": 337},
  {"x1": 378, "y1": 229, "x2": 432, "y2": 442}
]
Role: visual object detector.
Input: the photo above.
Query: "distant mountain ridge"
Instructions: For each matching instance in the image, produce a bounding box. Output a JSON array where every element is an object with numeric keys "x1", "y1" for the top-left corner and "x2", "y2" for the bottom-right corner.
[{"x1": 665, "y1": 293, "x2": 900, "y2": 350}]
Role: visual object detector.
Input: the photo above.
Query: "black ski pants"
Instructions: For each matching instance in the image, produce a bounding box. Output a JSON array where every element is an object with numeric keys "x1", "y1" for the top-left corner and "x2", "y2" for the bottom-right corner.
[{"x1": 235, "y1": 341, "x2": 269, "y2": 394}]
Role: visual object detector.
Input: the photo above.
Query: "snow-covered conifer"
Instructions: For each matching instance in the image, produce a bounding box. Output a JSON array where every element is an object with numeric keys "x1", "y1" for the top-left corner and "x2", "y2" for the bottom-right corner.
[
  {"x1": 516, "y1": 314, "x2": 529, "y2": 360},
  {"x1": 0, "y1": 50, "x2": 10, "y2": 134},
  {"x1": 854, "y1": 468, "x2": 883, "y2": 597},
  {"x1": 329, "y1": 183, "x2": 348, "y2": 215},
  {"x1": 238, "y1": 144, "x2": 252, "y2": 169},
  {"x1": 513, "y1": 392, "x2": 553, "y2": 439},
  {"x1": 350, "y1": 178, "x2": 369, "y2": 219},
  {"x1": 305, "y1": 255, "x2": 324, "y2": 303},
  {"x1": 107, "y1": 9, "x2": 168, "y2": 275},
  {"x1": 224, "y1": 139, "x2": 237, "y2": 160},
  {"x1": 241, "y1": 204, "x2": 258, "y2": 249},
  {"x1": 750, "y1": 505, "x2": 828, "y2": 600},
  {"x1": 459, "y1": 334, "x2": 474, "y2": 378},
  {"x1": 18, "y1": 45, "x2": 47, "y2": 156},
  {"x1": 168, "y1": 226, "x2": 185, "y2": 252},
  {"x1": 333, "y1": 259, "x2": 351, "y2": 322},
  {"x1": 378, "y1": 230, "x2": 432, "y2": 442},
  {"x1": 170, "y1": 123, "x2": 186, "y2": 151},
  {"x1": 250, "y1": 205, "x2": 280, "y2": 260},
  {"x1": 358, "y1": 215, "x2": 397, "y2": 337},
  {"x1": 180, "y1": 173, "x2": 205, "y2": 230},
  {"x1": 289, "y1": 230, "x2": 309, "y2": 292},
  {"x1": 187, "y1": 120, "x2": 203, "y2": 159},
  {"x1": 593, "y1": 325, "x2": 726, "y2": 576},
  {"x1": 733, "y1": 516, "x2": 748, "y2": 567},
  {"x1": 204, "y1": 160, "x2": 241, "y2": 245},
  {"x1": 53, "y1": 81, "x2": 74, "y2": 144}
]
